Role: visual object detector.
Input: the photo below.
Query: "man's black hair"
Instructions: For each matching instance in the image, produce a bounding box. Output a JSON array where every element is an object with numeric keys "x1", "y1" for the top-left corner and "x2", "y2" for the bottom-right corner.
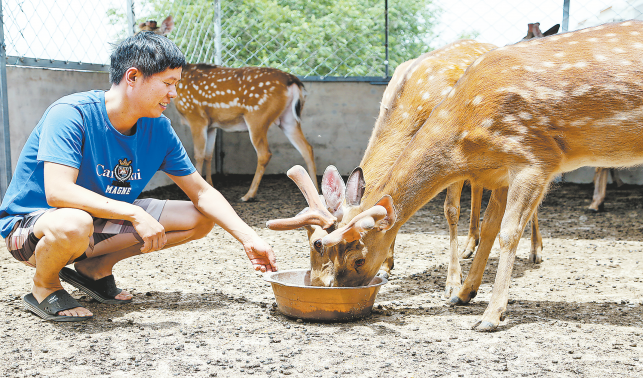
[{"x1": 110, "y1": 31, "x2": 187, "y2": 84}]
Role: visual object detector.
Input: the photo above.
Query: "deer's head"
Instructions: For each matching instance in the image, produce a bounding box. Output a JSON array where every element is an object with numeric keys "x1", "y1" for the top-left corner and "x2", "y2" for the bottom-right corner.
[
  {"x1": 267, "y1": 165, "x2": 397, "y2": 287},
  {"x1": 138, "y1": 15, "x2": 174, "y2": 36}
]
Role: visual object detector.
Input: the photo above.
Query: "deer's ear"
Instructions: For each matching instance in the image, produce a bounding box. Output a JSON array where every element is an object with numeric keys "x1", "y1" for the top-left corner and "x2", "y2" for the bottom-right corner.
[
  {"x1": 543, "y1": 24, "x2": 560, "y2": 36},
  {"x1": 375, "y1": 195, "x2": 396, "y2": 231},
  {"x1": 159, "y1": 15, "x2": 175, "y2": 35},
  {"x1": 321, "y1": 165, "x2": 345, "y2": 217},
  {"x1": 345, "y1": 167, "x2": 365, "y2": 206}
]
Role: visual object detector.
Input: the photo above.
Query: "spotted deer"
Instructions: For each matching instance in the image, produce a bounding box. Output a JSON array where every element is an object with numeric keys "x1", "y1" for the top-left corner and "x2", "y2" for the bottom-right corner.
[
  {"x1": 270, "y1": 20, "x2": 643, "y2": 331},
  {"x1": 268, "y1": 24, "x2": 559, "y2": 297},
  {"x1": 140, "y1": 16, "x2": 318, "y2": 202}
]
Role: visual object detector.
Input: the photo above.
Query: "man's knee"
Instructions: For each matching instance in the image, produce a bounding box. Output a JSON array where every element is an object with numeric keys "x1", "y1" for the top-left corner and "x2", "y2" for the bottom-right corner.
[
  {"x1": 41, "y1": 208, "x2": 94, "y2": 249},
  {"x1": 193, "y1": 217, "x2": 215, "y2": 240}
]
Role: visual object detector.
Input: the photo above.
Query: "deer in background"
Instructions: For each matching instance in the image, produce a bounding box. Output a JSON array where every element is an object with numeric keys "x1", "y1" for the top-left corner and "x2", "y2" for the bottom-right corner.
[
  {"x1": 268, "y1": 24, "x2": 558, "y2": 297},
  {"x1": 140, "y1": 16, "x2": 318, "y2": 201},
  {"x1": 588, "y1": 167, "x2": 623, "y2": 211},
  {"x1": 270, "y1": 20, "x2": 643, "y2": 331}
]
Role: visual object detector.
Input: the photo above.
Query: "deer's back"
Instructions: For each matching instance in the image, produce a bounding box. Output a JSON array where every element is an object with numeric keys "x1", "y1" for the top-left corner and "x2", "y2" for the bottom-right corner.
[
  {"x1": 431, "y1": 20, "x2": 643, "y2": 174},
  {"x1": 361, "y1": 40, "x2": 496, "y2": 188},
  {"x1": 175, "y1": 64, "x2": 302, "y2": 125}
]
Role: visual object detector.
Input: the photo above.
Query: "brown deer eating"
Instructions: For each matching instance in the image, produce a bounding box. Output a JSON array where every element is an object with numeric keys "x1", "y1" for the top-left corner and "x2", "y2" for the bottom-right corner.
[
  {"x1": 271, "y1": 20, "x2": 643, "y2": 331},
  {"x1": 140, "y1": 16, "x2": 318, "y2": 202},
  {"x1": 267, "y1": 23, "x2": 558, "y2": 296}
]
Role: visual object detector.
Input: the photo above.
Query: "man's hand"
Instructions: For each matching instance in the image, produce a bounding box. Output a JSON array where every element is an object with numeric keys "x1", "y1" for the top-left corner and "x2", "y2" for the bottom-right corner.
[
  {"x1": 131, "y1": 209, "x2": 167, "y2": 253},
  {"x1": 243, "y1": 236, "x2": 278, "y2": 273}
]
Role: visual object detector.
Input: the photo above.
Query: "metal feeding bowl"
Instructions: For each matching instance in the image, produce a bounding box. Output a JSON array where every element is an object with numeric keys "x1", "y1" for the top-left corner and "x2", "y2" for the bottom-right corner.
[{"x1": 263, "y1": 269, "x2": 388, "y2": 321}]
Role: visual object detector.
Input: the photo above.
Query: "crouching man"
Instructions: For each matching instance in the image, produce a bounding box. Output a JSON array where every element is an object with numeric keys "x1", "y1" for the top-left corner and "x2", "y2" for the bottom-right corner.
[{"x1": 0, "y1": 31, "x2": 277, "y2": 322}]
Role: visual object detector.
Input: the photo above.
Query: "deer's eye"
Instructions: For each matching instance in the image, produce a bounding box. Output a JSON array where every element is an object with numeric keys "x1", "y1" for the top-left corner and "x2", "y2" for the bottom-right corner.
[
  {"x1": 313, "y1": 239, "x2": 323, "y2": 251},
  {"x1": 355, "y1": 259, "x2": 365, "y2": 268}
]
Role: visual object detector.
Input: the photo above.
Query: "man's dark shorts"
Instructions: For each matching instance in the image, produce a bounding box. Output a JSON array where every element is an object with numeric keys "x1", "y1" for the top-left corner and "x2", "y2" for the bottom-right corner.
[{"x1": 4, "y1": 198, "x2": 166, "y2": 267}]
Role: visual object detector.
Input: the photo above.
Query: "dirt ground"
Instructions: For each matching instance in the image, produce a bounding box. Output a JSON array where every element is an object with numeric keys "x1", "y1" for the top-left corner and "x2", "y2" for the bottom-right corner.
[{"x1": 1, "y1": 174, "x2": 642, "y2": 378}]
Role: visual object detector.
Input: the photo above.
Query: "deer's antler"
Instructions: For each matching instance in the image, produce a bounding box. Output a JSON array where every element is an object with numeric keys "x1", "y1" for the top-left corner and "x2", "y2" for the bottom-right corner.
[
  {"x1": 321, "y1": 205, "x2": 388, "y2": 247},
  {"x1": 266, "y1": 165, "x2": 336, "y2": 230}
]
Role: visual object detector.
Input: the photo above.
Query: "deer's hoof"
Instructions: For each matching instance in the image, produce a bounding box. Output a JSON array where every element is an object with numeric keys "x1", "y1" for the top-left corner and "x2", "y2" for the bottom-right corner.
[
  {"x1": 529, "y1": 252, "x2": 542, "y2": 264},
  {"x1": 460, "y1": 249, "x2": 474, "y2": 259},
  {"x1": 472, "y1": 320, "x2": 498, "y2": 332},
  {"x1": 240, "y1": 196, "x2": 256, "y2": 203},
  {"x1": 448, "y1": 295, "x2": 468, "y2": 306},
  {"x1": 587, "y1": 203, "x2": 605, "y2": 213}
]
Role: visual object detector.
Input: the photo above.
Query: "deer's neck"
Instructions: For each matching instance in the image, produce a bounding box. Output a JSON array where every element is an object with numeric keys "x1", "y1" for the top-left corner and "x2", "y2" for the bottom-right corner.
[{"x1": 362, "y1": 127, "x2": 464, "y2": 224}]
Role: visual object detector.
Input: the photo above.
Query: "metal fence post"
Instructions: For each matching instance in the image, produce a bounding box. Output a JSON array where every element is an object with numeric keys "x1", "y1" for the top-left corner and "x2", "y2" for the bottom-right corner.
[
  {"x1": 562, "y1": 0, "x2": 570, "y2": 32},
  {"x1": 0, "y1": 2, "x2": 12, "y2": 198},
  {"x1": 384, "y1": 0, "x2": 389, "y2": 78},
  {"x1": 126, "y1": 0, "x2": 136, "y2": 36},
  {"x1": 214, "y1": 0, "x2": 223, "y2": 175}
]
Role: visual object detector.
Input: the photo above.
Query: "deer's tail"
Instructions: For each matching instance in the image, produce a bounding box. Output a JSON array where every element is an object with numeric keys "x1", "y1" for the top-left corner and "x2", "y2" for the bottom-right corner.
[{"x1": 287, "y1": 75, "x2": 306, "y2": 123}]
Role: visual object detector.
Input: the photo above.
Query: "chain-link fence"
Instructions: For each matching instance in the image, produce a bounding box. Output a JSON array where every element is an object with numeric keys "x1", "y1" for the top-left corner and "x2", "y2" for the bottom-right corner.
[{"x1": 2, "y1": 1, "x2": 643, "y2": 77}]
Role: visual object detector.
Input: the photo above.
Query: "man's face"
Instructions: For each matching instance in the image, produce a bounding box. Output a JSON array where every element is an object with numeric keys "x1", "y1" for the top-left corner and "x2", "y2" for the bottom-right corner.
[{"x1": 133, "y1": 67, "x2": 182, "y2": 118}]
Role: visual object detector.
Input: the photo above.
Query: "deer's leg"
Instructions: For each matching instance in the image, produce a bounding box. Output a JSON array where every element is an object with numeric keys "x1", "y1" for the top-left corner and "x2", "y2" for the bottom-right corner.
[
  {"x1": 450, "y1": 187, "x2": 507, "y2": 306},
  {"x1": 188, "y1": 117, "x2": 209, "y2": 182},
  {"x1": 529, "y1": 210, "x2": 543, "y2": 264},
  {"x1": 610, "y1": 168, "x2": 624, "y2": 187},
  {"x1": 242, "y1": 117, "x2": 272, "y2": 202},
  {"x1": 280, "y1": 122, "x2": 319, "y2": 192},
  {"x1": 462, "y1": 183, "x2": 483, "y2": 259},
  {"x1": 444, "y1": 181, "x2": 464, "y2": 299},
  {"x1": 203, "y1": 127, "x2": 218, "y2": 186},
  {"x1": 588, "y1": 167, "x2": 608, "y2": 212},
  {"x1": 473, "y1": 171, "x2": 549, "y2": 332}
]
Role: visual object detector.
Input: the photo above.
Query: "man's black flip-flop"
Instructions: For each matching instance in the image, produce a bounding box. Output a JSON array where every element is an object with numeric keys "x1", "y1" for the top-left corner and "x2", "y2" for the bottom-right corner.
[
  {"x1": 59, "y1": 267, "x2": 132, "y2": 304},
  {"x1": 23, "y1": 289, "x2": 92, "y2": 322}
]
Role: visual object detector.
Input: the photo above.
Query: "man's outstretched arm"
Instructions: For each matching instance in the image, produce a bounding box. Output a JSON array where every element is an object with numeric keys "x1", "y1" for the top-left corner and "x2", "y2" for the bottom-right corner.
[{"x1": 168, "y1": 172, "x2": 277, "y2": 272}]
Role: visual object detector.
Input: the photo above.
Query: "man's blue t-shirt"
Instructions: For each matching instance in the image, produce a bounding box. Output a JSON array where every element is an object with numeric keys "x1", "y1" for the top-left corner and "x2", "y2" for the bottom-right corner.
[{"x1": 0, "y1": 90, "x2": 196, "y2": 238}]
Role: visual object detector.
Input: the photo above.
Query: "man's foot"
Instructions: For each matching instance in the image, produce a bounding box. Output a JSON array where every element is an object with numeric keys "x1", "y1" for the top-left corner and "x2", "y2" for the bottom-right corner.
[
  {"x1": 73, "y1": 262, "x2": 132, "y2": 301},
  {"x1": 31, "y1": 286, "x2": 92, "y2": 318},
  {"x1": 60, "y1": 267, "x2": 132, "y2": 303}
]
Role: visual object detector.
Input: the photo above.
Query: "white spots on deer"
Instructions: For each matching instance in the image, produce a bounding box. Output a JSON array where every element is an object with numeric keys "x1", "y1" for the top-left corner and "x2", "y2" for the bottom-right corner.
[
  {"x1": 572, "y1": 84, "x2": 592, "y2": 97},
  {"x1": 631, "y1": 31, "x2": 641, "y2": 36},
  {"x1": 178, "y1": 83, "x2": 184, "y2": 89},
  {"x1": 460, "y1": 131, "x2": 468, "y2": 139},
  {"x1": 568, "y1": 41, "x2": 579, "y2": 45},
  {"x1": 193, "y1": 84, "x2": 199, "y2": 91},
  {"x1": 497, "y1": 86, "x2": 532, "y2": 101},
  {"x1": 587, "y1": 38, "x2": 599, "y2": 43},
  {"x1": 421, "y1": 92, "x2": 430, "y2": 101},
  {"x1": 480, "y1": 118, "x2": 493, "y2": 128},
  {"x1": 438, "y1": 109, "x2": 449, "y2": 119},
  {"x1": 621, "y1": 21, "x2": 634, "y2": 27},
  {"x1": 518, "y1": 112, "x2": 532, "y2": 120},
  {"x1": 619, "y1": 60, "x2": 632, "y2": 66},
  {"x1": 550, "y1": 36, "x2": 561, "y2": 42},
  {"x1": 554, "y1": 52, "x2": 565, "y2": 59},
  {"x1": 471, "y1": 95, "x2": 483, "y2": 106},
  {"x1": 401, "y1": 112, "x2": 409, "y2": 119},
  {"x1": 613, "y1": 47, "x2": 626, "y2": 54},
  {"x1": 634, "y1": 42, "x2": 643, "y2": 49},
  {"x1": 594, "y1": 54, "x2": 607, "y2": 62},
  {"x1": 502, "y1": 115, "x2": 517, "y2": 123},
  {"x1": 440, "y1": 87, "x2": 452, "y2": 96},
  {"x1": 542, "y1": 62, "x2": 556, "y2": 68}
]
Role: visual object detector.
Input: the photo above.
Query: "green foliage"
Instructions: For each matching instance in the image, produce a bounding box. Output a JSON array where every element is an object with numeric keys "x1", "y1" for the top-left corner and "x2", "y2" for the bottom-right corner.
[{"x1": 108, "y1": 0, "x2": 441, "y2": 77}]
